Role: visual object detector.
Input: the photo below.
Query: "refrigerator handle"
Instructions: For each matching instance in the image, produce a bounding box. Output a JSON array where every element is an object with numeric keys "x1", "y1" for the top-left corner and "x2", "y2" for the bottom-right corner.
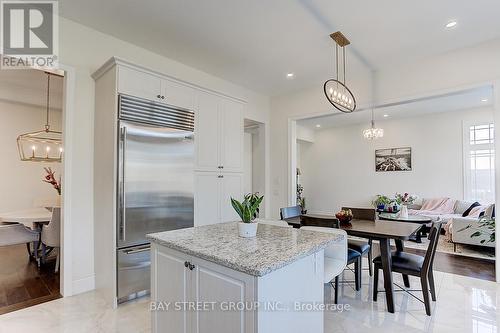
[{"x1": 119, "y1": 126, "x2": 127, "y2": 242}]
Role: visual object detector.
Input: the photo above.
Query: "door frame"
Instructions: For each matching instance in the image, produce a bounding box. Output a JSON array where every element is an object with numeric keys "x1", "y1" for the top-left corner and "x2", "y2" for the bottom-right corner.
[
  {"x1": 287, "y1": 80, "x2": 500, "y2": 283},
  {"x1": 59, "y1": 63, "x2": 76, "y2": 296}
]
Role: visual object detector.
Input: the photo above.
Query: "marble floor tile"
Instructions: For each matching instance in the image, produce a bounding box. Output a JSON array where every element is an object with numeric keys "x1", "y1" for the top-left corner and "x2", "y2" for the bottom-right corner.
[{"x1": 0, "y1": 266, "x2": 497, "y2": 333}]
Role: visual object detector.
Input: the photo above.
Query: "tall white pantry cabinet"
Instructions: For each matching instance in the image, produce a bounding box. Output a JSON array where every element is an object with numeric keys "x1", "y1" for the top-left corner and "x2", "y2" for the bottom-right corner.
[{"x1": 92, "y1": 57, "x2": 245, "y2": 306}]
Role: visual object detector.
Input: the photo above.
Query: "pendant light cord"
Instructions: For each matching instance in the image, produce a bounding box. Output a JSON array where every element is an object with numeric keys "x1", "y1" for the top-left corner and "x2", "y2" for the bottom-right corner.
[{"x1": 45, "y1": 73, "x2": 51, "y2": 131}]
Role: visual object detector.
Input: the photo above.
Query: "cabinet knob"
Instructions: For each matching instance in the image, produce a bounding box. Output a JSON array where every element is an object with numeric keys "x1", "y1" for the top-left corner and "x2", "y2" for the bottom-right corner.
[
  {"x1": 218, "y1": 175, "x2": 224, "y2": 178},
  {"x1": 157, "y1": 94, "x2": 161, "y2": 99},
  {"x1": 188, "y1": 263, "x2": 196, "y2": 271},
  {"x1": 161, "y1": 95, "x2": 165, "y2": 99},
  {"x1": 184, "y1": 261, "x2": 189, "y2": 268}
]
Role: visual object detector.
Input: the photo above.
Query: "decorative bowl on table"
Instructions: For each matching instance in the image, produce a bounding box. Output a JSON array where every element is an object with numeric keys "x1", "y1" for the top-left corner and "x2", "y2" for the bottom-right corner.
[{"x1": 335, "y1": 209, "x2": 353, "y2": 225}]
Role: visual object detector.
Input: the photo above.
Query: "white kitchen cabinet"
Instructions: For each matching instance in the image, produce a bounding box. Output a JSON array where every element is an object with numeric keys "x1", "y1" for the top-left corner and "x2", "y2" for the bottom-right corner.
[
  {"x1": 220, "y1": 99, "x2": 244, "y2": 172},
  {"x1": 161, "y1": 79, "x2": 196, "y2": 110},
  {"x1": 118, "y1": 66, "x2": 195, "y2": 110},
  {"x1": 118, "y1": 66, "x2": 162, "y2": 101},
  {"x1": 195, "y1": 92, "x2": 220, "y2": 170},
  {"x1": 152, "y1": 247, "x2": 190, "y2": 333},
  {"x1": 220, "y1": 173, "x2": 244, "y2": 222},
  {"x1": 194, "y1": 172, "x2": 220, "y2": 226},
  {"x1": 151, "y1": 245, "x2": 255, "y2": 333},
  {"x1": 194, "y1": 172, "x2": 243, "y2": 226},
  {"x1": 195, "y1": 91, "x2": 244, "y2": 173}
]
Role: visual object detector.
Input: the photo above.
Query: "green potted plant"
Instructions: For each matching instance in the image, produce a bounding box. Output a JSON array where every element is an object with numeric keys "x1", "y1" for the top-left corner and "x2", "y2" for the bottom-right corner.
[
  {"x1": 372, "y1": 195, "x2": 390, "y2": 211},
  {"x1": 231, "y1": 193, "x2": 264, "y2": 238}
]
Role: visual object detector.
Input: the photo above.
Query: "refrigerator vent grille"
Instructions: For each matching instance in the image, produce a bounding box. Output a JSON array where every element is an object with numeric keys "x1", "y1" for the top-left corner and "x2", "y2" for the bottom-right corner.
[{"x1": 119, "y1": 94, "x2": 195, "y2": 131}]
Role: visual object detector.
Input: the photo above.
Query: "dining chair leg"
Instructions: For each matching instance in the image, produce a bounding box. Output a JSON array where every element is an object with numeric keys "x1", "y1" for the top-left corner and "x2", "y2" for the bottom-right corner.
[
  {"x1": 41, "y1": 243, "x2": 47, "y2": 264},
  {"x1": 354, "y1": 257, "x2": 361, "y2": 291},
  {"x1": 402, "y1": 274, "x2": 410, "y2": 288},
  {"x1": 420, "y1": 275, "x2": 432, "y2": 316},
  {"x1": 373, "y1": 266, "x2": 379, "y2": 302},
  {"x1": 334, "y1": 276, "x2": 339, "y2": 304},
  {"x1": 26, "y1": 243, "x2": 32, "y2": 258},
  {"x1": 55, "y1": 248, "x2": 60, "y2": 273},
  {"x1": 428, "y1": 268, "x2": 436, "y2": 302},
  {"x1": 368, "y1": 240, "x2": 373, "y2": 277}
]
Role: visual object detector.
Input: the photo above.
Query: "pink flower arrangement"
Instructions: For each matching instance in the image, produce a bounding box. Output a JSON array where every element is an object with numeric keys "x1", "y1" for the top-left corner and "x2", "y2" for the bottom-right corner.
[
  {"x1": 395, "y1": 192, "x2": 417, "y2": 205},
  {"x1": 43, "y1": 167, "x2": 61, "y2": 195}
]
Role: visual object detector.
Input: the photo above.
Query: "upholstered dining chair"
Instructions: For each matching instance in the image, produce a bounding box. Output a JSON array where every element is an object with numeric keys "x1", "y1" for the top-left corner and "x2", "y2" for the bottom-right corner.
[
  {"x1": 342, "y1": 207, "x2": 375, "y2": 276},
  {"x1": 41, "y1": 207, "x2": 61, "y2": 273},
  {"x1": 373, "y1": 222, "x2": 442, "y2": 316},
  {"x1": 0, "y1": 223, "x2": 40, "y2": 256},
  {"x1": 301, "y1": 226, "x2": 348, "y2": 304},
  {"x1": 279, "y1": 205, "x2": 302, "y2": 220}
]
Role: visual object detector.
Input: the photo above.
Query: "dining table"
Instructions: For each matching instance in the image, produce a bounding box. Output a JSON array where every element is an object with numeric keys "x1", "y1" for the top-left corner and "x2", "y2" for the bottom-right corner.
[
  {"x1": 0, "y1": 207, "x2": 54, "y2": 262},
  {"x1": 286, "y1": 213, "x2": 422, "y2": 313}
]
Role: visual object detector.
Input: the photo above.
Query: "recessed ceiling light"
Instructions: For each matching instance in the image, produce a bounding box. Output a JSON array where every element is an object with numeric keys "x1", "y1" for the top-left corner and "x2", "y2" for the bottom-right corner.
[
  {"x1": 315, "y1": 124, "x2": 321, "y2": 128},
  {"x1": 286, "y1": 73, "x2": 294, "y2": 79},
  {"x1": 445, "y1": 20, "x2": 458, "y2": 29},
  {"x1": 383, "y1": 114, "x2": 389, "y2": 118},
  {"x1": 481, "y1": 98, "x2": 488, "y2": 102}
]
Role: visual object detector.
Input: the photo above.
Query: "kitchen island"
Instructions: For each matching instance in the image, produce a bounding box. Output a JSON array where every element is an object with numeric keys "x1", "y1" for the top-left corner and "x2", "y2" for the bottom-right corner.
[{"x1": 147, "y1": 221, "x2": 344, "y2": 333}]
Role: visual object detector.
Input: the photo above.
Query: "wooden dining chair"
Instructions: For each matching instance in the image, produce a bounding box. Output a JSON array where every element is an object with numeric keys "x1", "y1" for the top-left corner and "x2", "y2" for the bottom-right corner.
[
  {"x1": 342, "y1": 207, "x2": 375, "y2": 276},
  {"x1": 373, "y1": 222, "x2": 442, "y2": 316},
  {"x1": 279, "y1": 205, "x2": 301, "y2": 220}
]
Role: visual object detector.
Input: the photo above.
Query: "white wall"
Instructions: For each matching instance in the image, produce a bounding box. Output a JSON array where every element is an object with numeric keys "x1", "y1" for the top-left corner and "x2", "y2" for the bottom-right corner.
[
  {"x1": 270, "y1": 59, "x2": 374, "y2": 218},
  {"x1": 57, "y1": 16, "x2": 271, "y2": 294},
  {"x1": 0, "y1": 100, "x2": 61, "y2": 212},
  {"x1": 243, "y1": 132, "x2": 253, "y2": 194},
  {"x1": 298, "y1": 108, "x2": 493, "y2": 214}
]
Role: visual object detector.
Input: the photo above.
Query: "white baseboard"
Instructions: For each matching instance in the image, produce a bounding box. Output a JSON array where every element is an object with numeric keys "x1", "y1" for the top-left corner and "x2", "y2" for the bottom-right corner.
[{"x1": 72, "y1": 274, "x2": 96, "y2": 295}]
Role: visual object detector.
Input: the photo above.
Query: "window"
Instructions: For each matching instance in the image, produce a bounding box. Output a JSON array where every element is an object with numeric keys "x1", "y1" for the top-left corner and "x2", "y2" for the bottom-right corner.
[{"x1": 464, "y1": 123, "x2": 495, "y2": 204}]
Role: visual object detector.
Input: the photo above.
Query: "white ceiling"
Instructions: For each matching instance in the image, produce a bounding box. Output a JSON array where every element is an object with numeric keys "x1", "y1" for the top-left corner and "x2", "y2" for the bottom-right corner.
[
  {"x1": 59, "y1": 0, "x2": 500, "y2": 96},
  {"x1": 298, "y1": 85, "x2": 494, "y2": 130}
]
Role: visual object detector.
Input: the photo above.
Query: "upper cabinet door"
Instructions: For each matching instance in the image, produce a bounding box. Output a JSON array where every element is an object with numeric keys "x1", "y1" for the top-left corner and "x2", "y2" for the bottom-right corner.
[
  {"x1": 195, "y1": 92, "x2": 220, "y2": 171},
  {"x1": 220, "y1": 99, "x2": 244, "y2": 173},
  {"x1": 118, "y1": 66, "x2": 162, "y2": 102},
  {"x1": 161, "y1": 79, "x2": 195, "y2": 110}
]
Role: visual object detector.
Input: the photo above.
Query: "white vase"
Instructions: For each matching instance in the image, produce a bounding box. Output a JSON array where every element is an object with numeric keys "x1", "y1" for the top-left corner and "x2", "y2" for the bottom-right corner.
[
  {"x1": 238, "y1": 221, "x2": 258, "y2": 238},
  {"x1": 399, "y1": 205, "x2": 409, "y2": 218}
]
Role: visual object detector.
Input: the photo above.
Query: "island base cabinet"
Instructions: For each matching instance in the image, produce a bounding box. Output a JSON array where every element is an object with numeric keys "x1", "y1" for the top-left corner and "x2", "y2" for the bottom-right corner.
[
  {"x1": 151, "y1": 244, "x2": 256, "y2": 333},
  {"x1": 152, "y1": 244, "x2": 324, "y2": 333}
]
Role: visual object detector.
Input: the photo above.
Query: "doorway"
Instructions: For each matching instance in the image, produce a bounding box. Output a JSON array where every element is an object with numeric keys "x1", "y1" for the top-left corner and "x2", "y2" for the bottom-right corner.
[
  {"x1": 0, "y1": 68, "x2": 65, "y2": 313},
  {"x1": 244, "y1": 119, "x2": 266, "y2": 217}
]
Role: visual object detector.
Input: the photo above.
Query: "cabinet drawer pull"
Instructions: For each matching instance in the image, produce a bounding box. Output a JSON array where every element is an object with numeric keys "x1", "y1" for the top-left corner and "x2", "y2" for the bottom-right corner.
[
  {"x1": 157, "y1": 94, "x2": 161, "y2": 99},
  {"x1": 218, "y1": 175, "x2": 223, "y2": 178}
]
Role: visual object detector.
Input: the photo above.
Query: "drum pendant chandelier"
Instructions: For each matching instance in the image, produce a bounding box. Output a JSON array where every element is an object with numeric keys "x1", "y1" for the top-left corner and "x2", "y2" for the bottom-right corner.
[
  {"x1": 323, "y1": 31, "x2": 356, "y2": 113},
  {"x1": 17, "y1": 72, "x2": 63, "y2": 162}
]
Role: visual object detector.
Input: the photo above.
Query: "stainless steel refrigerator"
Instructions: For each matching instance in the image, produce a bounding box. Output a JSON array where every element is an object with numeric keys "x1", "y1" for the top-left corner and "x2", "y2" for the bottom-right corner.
[{"x1": 116, "y1": 94, "x2": 194, "y2": 303}]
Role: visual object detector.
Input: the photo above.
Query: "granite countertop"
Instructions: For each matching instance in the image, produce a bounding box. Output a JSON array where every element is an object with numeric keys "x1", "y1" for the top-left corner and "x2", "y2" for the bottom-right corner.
[{"x1": 147, "y1": 221, "x2": 344, "y2": 277}]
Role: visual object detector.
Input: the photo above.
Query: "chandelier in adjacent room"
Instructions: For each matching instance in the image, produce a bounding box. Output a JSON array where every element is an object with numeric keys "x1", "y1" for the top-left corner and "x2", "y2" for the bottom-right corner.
[
  {"x1": 324, "y1": 31, "x2": 356, "y2": 113},
  {"x1": 363, "y1": 108, "x2": 384, "y2": 140},
  {"x1": 17, "y1": 71, "x2": 63, "y2": 162}
]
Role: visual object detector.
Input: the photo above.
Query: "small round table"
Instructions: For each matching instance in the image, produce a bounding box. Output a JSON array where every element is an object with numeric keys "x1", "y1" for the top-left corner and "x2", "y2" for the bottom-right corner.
[{"x1": 378, "y1": 212, "x2": 432, "y2": 243}]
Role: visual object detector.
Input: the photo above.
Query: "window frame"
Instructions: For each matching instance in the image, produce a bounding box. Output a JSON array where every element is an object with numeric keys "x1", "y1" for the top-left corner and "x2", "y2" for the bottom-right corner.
[{"x1": 463, "y1": 120, "x2": 496, "y2": 204}]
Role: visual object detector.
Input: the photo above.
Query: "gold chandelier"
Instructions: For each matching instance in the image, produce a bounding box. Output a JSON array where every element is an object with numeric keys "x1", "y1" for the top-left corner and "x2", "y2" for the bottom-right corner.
[
  {"x1": 324, "y1": 31, "x2": 356, "y2": 113},
  {"x1": 17, "y1": 72, "x2": 63, "y2": 162}
]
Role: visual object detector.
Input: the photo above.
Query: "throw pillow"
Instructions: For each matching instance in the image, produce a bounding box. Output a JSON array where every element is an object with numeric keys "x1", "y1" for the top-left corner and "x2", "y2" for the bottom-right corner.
[
  {"x1": 482, "y1": 204, "x2": 495, "y2": 219},
  {"x1": 462, "y1": 202, "x2": 480, "y2": 217},
  {"x1": 468, "y1": 205, "x2": 487, "y2": 217}
]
